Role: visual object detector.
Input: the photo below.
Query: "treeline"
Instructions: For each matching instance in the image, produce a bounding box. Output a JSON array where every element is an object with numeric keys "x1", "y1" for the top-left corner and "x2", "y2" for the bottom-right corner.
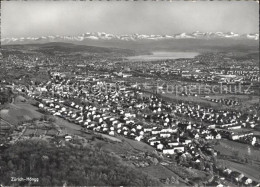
[
  {"x1": 0, "y1": 89, "x2": 13, "y2": 105},
  {"x1": 0, "y1": 140, "x2": 161, "y2": 186}
]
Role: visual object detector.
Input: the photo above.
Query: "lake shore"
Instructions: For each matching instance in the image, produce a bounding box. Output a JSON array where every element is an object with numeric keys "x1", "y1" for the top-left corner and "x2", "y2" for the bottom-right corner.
[{"x1": 125, "y1": 51, "x2": 199, "y2": 61}]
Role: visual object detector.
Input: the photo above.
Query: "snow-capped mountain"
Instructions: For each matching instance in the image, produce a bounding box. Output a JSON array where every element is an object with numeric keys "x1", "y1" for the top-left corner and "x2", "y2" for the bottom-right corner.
[{"x1": 1, "y1": 32, "x2": 258, "y2": 45}]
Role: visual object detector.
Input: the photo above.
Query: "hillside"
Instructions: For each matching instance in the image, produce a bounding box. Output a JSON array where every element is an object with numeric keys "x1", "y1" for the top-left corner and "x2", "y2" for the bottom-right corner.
[
  {"x1": 0, "y1": 139, "x2": 161, "y2": 186},
  {"x1": 1, "y1": 42, "x2": 139, "y2": 56}
]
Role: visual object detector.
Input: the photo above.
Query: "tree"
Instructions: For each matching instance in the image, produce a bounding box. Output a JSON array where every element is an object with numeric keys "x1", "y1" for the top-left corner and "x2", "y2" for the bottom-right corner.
[
  {"x1": 0, "y1": 139, "x2": 161, "y2": 186},
  {"x1": 7, "y1": 160, "x2": 14, "y2": 170}
]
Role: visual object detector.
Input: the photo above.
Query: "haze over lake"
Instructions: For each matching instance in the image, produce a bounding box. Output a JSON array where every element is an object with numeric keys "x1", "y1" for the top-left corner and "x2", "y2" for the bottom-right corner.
[{"x1": 126, "y1": 51, "x2": 199, "y2": 61}]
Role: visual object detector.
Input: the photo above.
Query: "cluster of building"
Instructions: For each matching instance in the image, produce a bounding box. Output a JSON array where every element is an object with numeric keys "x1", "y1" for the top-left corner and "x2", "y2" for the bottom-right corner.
[
  {"x1": 19, "y1": 74, "x2": 257, "y2": 173},
  {"x1": 26, "y1": 77, "x2": 222, "y2": 166},
  {"x1": 206, "y1": 98, "x2": 239, "y2": 106},
  {"x1": 2, "y1": 44, "x2": 260, "y2": 186},
  {"x1": 23, "y1": 71, "x2": 258, "y2": 145},
  {"x1": 216, "y1": 167, "x2": 260, "y2": 186}
]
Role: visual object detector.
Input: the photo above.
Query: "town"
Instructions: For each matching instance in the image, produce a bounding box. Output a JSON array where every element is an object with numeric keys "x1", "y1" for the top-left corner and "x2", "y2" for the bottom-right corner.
[
  {"x1": 0, "y1": 41, "x2": 259, "y2": 186},
  {"x1": 1, "y1": 0, "x2": 259, "y2": 185}
]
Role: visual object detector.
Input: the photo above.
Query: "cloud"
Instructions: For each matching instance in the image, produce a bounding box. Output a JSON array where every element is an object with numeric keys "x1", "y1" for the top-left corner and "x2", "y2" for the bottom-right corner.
[{"x1": 1, "y1": 1, "x2": 259, "y2": 38}]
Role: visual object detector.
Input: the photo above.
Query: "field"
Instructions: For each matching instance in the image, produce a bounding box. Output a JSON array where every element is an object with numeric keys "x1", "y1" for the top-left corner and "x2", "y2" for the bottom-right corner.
[
  {"x1": 162, "y1": 92, "x2": 218, "y2": 106},
  {"x1": 139, "y1": 164, "x2": 188, "y2": 186},
  {"x1": 0, "y1": 103, "x2": 42, "y2": 125},
  {"x1": 215, "y1": 139, "x2": 260, "y2": 182},
  {"x1": 54, "y1": 116, "x2": 82, "y2": 134},
  {"x1": 117, "y1": 136, "x2": 155, "y2": 153},
  {"x1": 215, "y1": 139, "x2": 260, "y2": 159},
  {"x1": 96, "y1": 132, "x2": 122, "y2": 142},
  {"x1": 102, "y1": 141, "x2": 137, "y2": 154},
  {"x1": 140, "y1": 164, "x2": 177, "y2": 178}
]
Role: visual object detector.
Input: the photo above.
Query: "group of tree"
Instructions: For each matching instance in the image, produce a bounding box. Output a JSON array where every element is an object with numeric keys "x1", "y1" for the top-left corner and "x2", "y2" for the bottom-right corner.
[
  {"x1": 0, "y1": 139, "x2": 161, "y2": 186},
  {"x1": 0, "y1": 89, "x2": 13, "y2": 105}
]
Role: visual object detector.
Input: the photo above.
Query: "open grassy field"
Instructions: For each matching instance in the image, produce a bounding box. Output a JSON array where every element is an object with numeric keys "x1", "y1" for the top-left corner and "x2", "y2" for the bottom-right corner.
[
  {"x1": 0, "y1": 103, "x2": 42, "y2": 125},
  {"x1": 162, "y1": 93, "x2": 218, "y2": 106},
  {"x1": 139, "y1": 164, "x2": 188, "y2": 186},
  {"x1": 215, "y1": 139, "x2": 260, "y2": 160},
  {"x1": 102, "y1": 141, "x2": 136, "y2": 154},
  {"x1": 54, "y1": 116, "x2": 82, "y2": 134},
  {"x1": 95, "y1": 132, "x2": 122, "y2": 142},
  {"x1": 140, "y1": 164, "x2": 177, "y2": 178},
  {"x1": 117, "y1": 136, "x2": 155, "y2": 153}
]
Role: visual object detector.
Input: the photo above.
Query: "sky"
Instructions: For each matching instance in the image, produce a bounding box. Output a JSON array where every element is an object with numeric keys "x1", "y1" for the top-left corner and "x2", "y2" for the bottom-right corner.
[{"x1": 1, "y1": 1, "x2": 259, "y2": 38}]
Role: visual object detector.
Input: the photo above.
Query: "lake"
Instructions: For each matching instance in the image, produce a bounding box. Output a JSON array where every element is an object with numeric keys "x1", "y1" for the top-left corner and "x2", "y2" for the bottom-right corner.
[{"x1": 126, "y1": 51, "x2": 199, "y2": 61}]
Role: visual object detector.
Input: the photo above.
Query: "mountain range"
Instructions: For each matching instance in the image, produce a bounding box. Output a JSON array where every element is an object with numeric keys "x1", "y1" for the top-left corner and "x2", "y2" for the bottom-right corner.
[
  {"x1": 2, "y1": 32, "x2": 259, "y2": 51},
  {"x1": 1, "y1": 31, "x2": 259, "y2": 44}
]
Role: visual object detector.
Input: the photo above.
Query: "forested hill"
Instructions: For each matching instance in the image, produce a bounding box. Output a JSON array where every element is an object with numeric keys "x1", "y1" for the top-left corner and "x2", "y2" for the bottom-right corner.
[
  {"x1": 1, "y1": 42, "x2": 138, "y2": 56},
  {"x1": 0, "y1": 140, "x2": 161, "y2": 186}
]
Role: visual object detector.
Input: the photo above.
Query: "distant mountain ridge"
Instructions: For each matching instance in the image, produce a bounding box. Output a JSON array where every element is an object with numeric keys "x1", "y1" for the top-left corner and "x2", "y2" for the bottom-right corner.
[
  {"x1": 1, "y1": 31, "x2": 259, "y2": 45},
  {"x1": 1, "y1": 42, "x2": 139, "y2": 57}
]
